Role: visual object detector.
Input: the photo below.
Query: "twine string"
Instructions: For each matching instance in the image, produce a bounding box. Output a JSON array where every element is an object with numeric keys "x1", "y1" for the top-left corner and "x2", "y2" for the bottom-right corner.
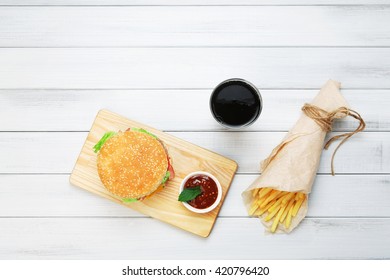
[{"x1": 301, "y1": 103, "x2": 366, "y2": 175}]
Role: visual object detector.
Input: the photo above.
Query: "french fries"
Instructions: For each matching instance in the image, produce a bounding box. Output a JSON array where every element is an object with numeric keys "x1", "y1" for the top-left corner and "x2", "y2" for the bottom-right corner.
[{"x1": 250, "y1": 187, "x2": 307, "y2": 233}]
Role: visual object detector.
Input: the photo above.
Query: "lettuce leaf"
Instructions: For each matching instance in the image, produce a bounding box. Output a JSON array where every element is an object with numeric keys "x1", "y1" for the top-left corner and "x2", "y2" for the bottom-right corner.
[
  {"x1": 122, "y1": 198, "x2": 138, "y2": 203},
  {"x1": 161, "y1": 171, "x2": 170, "y2": 185},
  {"x1": 131, "y1": 127, "x2": 157, "y2": 139},
  {"x1": 93, "y1": 131, "x2": 116, "y2": 153}
]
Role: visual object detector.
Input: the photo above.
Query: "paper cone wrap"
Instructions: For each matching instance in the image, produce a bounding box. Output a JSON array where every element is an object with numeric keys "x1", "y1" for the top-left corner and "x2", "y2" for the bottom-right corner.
[{"x1": 242, "y1": 80, "x2": 349, "y2": 233}]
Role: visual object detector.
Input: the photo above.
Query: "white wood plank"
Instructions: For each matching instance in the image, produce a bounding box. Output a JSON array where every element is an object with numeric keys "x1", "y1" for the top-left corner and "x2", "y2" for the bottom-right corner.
[
  {"x1": 0, "y1": 132, "x2": 386, "y2": 174},
  {"x1": 0, "y1": 174, "x2": 389, "y2": 217},
  {"x1": 0, "y1": 1, "x2": 388, "y2": 6},
  {"x1": 0, "y1": 48, "x2": 389, "y2": 89},
  {"x1": 1, "y1": 6, "x2": 389, "y2": 47},
  {"x1": 0, "y1": 89, "x2": 387, "y2": 132},
  {"x1": 0, "y1": 217, "x2": 388, "y2": 259}
]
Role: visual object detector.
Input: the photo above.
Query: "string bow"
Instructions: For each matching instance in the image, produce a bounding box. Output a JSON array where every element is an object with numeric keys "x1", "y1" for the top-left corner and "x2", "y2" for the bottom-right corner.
[{"x1": 301, "y1": 103, "x2": 365, "y2": 175}]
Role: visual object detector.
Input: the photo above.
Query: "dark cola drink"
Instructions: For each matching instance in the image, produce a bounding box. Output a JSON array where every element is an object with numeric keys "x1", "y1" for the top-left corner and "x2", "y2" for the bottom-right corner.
[{"x1": 210, "y1": 79, "x2": 262, "y2": 128}]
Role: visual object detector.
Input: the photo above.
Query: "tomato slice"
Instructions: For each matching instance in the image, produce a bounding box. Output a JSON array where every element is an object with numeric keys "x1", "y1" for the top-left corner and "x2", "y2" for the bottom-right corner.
[{"x1": 167, "y1": 157, "x2": 175, "y2": 179}]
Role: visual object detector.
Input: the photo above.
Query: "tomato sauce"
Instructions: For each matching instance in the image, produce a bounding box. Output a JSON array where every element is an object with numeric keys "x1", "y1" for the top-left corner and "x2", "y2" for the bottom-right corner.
[{"x1": 184, "y1": 174, "x2": 218, "y2": 209}]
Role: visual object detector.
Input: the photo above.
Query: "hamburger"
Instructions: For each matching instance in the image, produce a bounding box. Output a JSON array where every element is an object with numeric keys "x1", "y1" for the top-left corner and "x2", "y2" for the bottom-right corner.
[{"x1": 93, "y1": 128, "x2": 174, "y2": 202}]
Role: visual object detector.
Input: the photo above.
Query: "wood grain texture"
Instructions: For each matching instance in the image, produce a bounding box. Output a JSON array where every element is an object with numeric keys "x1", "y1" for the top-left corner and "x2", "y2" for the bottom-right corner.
[
  {"x1": 0, "y1": 217, "x2": 389, "y2": 259},
  {"x1": 0, "y1": 131, "x2": 384, "y2": 174},
  {"x1": 1, "y1": 6, "x2": 389, "y2": 47},
  {"x1": 0, "y1": 89, "x2": 388, "y2": 132},
  {"x1": 0, "y1": 48, "x2": 390, "y2": 89},
  {"x1": 1, "y1": 174, "x2": 389, "y2": 217},
  {"x1": 70, "y1": 110, "x2": 238, "y2": 237}
]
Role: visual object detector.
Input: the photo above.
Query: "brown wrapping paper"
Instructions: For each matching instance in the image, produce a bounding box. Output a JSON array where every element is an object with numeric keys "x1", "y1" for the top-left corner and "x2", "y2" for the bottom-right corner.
[{"x1": 242, "y1": 80, "x2": 350, "y2": 233}]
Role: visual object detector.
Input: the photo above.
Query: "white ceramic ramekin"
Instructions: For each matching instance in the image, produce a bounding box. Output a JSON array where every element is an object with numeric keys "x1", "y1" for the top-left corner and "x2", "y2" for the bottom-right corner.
[{"x1": 179, "y1": 171, "x2": 222, "y2": 214}]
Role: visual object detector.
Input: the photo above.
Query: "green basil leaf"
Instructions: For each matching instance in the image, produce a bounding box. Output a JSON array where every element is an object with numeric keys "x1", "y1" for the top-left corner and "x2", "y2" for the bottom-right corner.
[
  {"x1": 178, "y1": 186, "x2": 202, "y2": 202},
  {"x1": 93, "y1": 131, "x2": 116, "y2": 153}
]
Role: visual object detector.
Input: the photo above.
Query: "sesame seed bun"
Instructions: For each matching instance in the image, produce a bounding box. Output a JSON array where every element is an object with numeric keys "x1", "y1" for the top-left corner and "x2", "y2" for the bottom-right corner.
[{"x1": 97, "y1": 130, "x2": 169, "y2": 199}]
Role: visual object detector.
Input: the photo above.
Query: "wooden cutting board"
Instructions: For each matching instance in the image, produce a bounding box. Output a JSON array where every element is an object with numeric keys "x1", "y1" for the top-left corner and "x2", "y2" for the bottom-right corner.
[{"x1": 70, "y1": 110, "x2": 238, "y2": 237}]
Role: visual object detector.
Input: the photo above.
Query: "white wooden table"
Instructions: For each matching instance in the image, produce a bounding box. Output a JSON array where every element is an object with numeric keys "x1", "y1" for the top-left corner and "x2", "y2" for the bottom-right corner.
[{"x1": 1, "y1": 0, "x2": 389, "y2": 259}]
